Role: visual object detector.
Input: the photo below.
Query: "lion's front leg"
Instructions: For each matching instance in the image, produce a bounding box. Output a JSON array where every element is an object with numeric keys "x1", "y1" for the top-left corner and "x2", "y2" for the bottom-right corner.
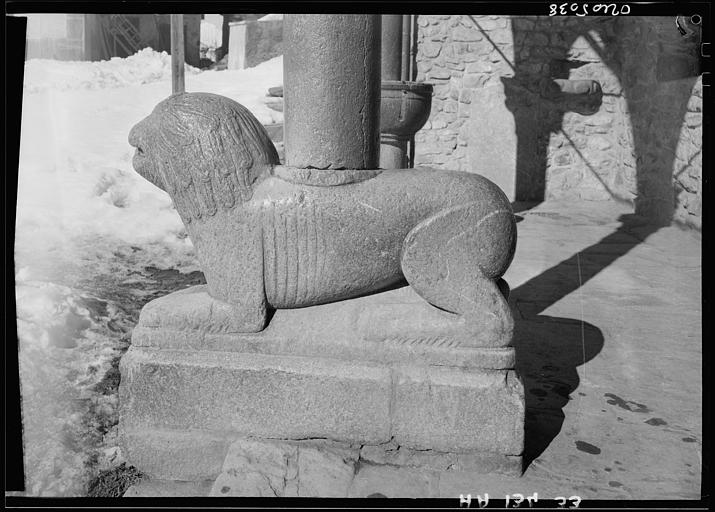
[{"x1": 190, "y1": 217, "x2": 269, "y2": 333}]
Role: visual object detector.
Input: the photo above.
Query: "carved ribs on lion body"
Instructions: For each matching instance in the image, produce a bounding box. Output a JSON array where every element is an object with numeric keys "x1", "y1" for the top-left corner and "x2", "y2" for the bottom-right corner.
[
  {"x1": 262, "y1": 201, "x2": 329, "y2": 308},
  {"x1": 230, "y1": 167, "x2": 515, "y2": 313}
]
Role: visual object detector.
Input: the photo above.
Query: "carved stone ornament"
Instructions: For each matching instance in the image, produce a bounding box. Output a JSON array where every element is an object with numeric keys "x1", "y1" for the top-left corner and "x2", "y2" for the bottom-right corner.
[{"x1": 129, "y1": 92, "x2": 517, "y2": 345}]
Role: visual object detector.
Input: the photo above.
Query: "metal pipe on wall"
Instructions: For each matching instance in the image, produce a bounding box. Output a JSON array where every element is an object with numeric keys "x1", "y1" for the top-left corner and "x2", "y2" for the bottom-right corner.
[
  {"x1": 381, "y1": 15, "x2": 403, "y2": 81},
  {"x1": 409, "y1": 15, "x2": 417, "y2": 81},
  {"x1": 400, "y1": 14, "x2": 411, "y2": 164},
  {"x1": 409, "y1": 14, "x2": 417, "y2": 166},
  {"x1": 401, "y1": 15, "x2": 411, "y2": 82}
]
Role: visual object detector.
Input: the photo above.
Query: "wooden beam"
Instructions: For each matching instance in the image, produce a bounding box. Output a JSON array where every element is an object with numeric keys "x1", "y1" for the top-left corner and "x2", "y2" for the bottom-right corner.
[{"x1": 170, "y1": 14, "x2": 185, "y2": 93}]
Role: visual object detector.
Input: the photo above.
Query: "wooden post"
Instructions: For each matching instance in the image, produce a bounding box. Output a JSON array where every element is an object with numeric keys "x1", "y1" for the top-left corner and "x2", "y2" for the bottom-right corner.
[{"x1": 170, "y1": 14, "x2": 185, "y2": 93}]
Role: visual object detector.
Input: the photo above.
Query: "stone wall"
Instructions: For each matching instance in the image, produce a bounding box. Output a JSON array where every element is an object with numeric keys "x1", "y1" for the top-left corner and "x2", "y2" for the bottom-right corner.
[{"x1": 413, "y1": 15, "x2": 702, "y2": 228}]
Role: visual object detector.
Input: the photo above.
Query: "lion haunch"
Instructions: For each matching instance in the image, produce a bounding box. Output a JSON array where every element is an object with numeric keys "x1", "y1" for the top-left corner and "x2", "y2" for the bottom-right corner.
[{"x1": 129, "y1": 92, "x2": 517, "y2": 344}]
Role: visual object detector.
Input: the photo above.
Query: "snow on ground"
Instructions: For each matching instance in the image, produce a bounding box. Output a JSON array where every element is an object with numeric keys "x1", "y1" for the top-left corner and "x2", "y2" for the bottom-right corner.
[
  {"x1": 23, "y1": 48, "x2": 201, "y2": 94},
  {"x1": 15, "y1": 49, "x2": 283, "y2": 496}
]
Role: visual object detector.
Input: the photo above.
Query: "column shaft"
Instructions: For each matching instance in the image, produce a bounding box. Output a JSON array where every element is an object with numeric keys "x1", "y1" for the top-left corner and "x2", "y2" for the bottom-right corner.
[{"x1": 283, "y1": 15, "x2": 381, "y2": 170}]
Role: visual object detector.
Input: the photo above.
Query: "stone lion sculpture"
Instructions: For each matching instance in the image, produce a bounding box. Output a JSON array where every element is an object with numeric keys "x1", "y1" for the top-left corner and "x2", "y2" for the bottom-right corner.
[{"x1": 129, "y1": 92, "x2": 516, "y2": 346}]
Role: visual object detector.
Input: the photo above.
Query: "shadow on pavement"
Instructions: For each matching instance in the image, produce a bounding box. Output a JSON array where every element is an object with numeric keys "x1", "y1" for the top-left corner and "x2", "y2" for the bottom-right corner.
[{"x1": 511, "y1": 213, "x2": 662, "y2": 471}]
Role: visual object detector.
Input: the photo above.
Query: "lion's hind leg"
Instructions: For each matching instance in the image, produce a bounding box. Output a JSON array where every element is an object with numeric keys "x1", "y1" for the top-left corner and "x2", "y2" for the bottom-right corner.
[{"x1": 400, "y1": 203, "x2": 516, "y2": 347}]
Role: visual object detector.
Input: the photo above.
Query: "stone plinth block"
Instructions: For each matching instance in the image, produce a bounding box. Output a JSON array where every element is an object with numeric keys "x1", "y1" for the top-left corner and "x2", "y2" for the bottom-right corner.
[
  {"x1": 132, "y1": 285, "x2": 517, "y2": 363},
  {"x1": 119, "y1": 286, "x2": 524, "y2": 481},
  {"x1": 393, "y1": 367, "x2": 524, "y2": 454},
  {"x1": 120, "y1": 348, "x2": 392, "y2": 443}
]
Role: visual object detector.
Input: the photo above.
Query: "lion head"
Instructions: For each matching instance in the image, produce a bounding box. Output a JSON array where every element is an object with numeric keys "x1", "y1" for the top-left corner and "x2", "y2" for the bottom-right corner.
[{"x1": 128, "y1": 92, "x2": 280, "y2": 224}]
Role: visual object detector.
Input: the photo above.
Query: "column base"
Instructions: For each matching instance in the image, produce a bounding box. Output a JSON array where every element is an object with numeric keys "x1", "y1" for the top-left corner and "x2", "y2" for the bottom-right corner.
[{"x1": 119, "y1": 285, "x2": 525, "y2": 489}]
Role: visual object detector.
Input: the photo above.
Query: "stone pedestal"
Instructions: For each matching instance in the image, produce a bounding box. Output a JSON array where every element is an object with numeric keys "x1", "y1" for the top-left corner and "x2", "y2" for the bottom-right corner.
[
  {"x1": 119, "y1": 284, "x2": 524, "y2": 489},
  {"x1": 121, "y1": 14, "x2": 525, "y2": 497}
]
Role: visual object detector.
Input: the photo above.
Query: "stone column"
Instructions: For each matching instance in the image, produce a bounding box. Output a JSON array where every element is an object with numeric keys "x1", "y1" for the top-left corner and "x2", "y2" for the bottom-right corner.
[{"x1": 283, "y1": 15, "x2": 381, "y2": 170}]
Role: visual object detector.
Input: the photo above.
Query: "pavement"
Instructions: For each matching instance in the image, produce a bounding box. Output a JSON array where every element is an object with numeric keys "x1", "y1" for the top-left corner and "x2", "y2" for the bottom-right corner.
[
  {"x1": 497, "y1": 199, "x2": 702, "y2": 500},
  {"x1": 124, "y1": 198, "x2": 702, "y2": 501}
]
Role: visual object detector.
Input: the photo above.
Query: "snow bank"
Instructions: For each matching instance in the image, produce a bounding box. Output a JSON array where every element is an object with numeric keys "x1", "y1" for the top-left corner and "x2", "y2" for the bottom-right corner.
[
  {"x1": 24, "y1": 48, "x2": 201, "y2": 94},
  {"x1": 16, "y1": 50, "x2": 284, "y2": 496},
  {"x1": 17, "y1": 52, "x2": 283, "y2": 273},
  {"x1": 17, "y1": 51, "x2": 284, "y2": 273}
]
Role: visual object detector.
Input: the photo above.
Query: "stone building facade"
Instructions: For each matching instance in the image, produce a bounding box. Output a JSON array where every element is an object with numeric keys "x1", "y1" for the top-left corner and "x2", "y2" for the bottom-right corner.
[{"x1": 413, "y1": 15, "x2": 702, "y2": 228}]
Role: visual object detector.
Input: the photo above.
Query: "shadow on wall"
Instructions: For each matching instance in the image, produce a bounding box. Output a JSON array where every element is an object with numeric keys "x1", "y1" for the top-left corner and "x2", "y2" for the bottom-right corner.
[
  {"x1": 506, "y1": 16, "x2": 702, "y2": 226},
  {"x1": 511, "y1": 213, "x2": 661, "y2": 469}
]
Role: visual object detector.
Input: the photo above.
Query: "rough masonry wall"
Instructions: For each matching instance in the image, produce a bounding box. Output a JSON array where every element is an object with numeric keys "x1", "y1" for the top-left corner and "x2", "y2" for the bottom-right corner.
[{"x1": 414, "y1": 15, "x2": 702, "y2": 228}]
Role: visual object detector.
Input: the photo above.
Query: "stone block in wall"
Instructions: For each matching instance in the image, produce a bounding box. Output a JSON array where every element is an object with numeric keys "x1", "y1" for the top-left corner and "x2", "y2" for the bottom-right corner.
[
  {"x1": 445, "y1": 59, "x2": 466, "y2": 71},
  {"x1": 545, "y1": 166, "x2": 583, "y2": 195},
  {"x1": 471, "y1": 18, "x2": 500, "y2": 31},
  {"x1": 433, "y1": 83, "x2": 450, "y2": 100},
  {"x1": 463, "y1": 74, "x2": 489, "y2": 89},
  {"x1": 465, "y1": 61, "x2": 494, "y2": 74},
  {"x1": 421, "y1": 42, "x2": 441, "y2": 58},
  {"x1": 453, "y1": 42, "x2": 471, "y2": 55},
  {"x1": 448, "y1": 83, "x2": 460, "y2": 100},
  {"x1": 588, "y1": 135, "x2": 612, "y2": 151},
  {"x1": 444, "y1": 100, "x2": 458, "y2": 113},
  {"x1": 427, "y1": 69, "x2": 451, "y2": 80},
  {"x1": 487, "y1": 28, "x2": 513, "y2": 45},
  {"x1": 452, "y1": 27, "x2": 482, "y2": 42}
]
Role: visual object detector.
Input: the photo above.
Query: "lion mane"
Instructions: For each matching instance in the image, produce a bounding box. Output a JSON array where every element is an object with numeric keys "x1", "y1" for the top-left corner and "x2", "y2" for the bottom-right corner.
[{"x1": 135, "y1": 92, "x2": 280, "y2": 224}]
